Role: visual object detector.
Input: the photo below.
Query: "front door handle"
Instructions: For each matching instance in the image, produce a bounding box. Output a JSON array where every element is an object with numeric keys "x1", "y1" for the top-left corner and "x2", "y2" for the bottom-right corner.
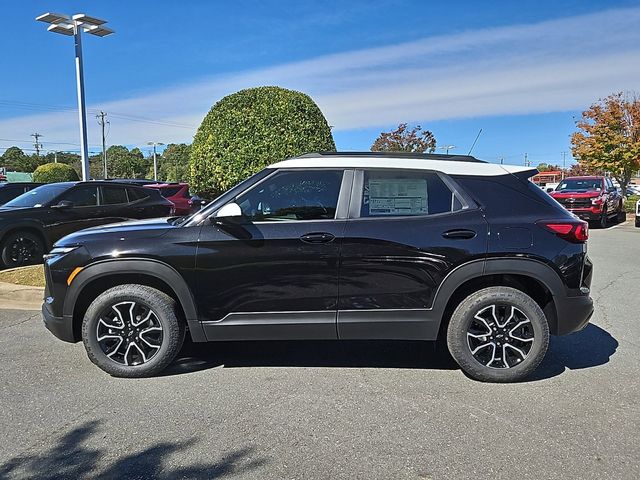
[
  {"x1": 300, "y1": 232, "x2": 335, "y2": 244},
  {"x1": 442, "y1": 229, "x2": 477, "y2": 239}
]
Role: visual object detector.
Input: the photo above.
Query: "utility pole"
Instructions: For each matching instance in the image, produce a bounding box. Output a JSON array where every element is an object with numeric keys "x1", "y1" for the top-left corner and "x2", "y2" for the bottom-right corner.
[
  {"x1": 561, "y1": 151, "x2": 567, "y2": 179},
  {"x1": 499, "y1": 156, "x2": 504, "y2": 165},
  {"x1": 524, "y1": 153, "x2": 529, "y2": 167},
  {"x1": 96, "y1": 111, "x2": 109, "y2": 178},
  {"x1": 31, "y1": 133, "x2": 43, "y2": 157},
  {"x1": 147, "y1": 142, "x2": 165, "y2": 181}
]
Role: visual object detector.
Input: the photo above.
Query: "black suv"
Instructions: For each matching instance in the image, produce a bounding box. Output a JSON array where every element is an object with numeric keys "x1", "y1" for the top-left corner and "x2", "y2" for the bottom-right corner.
[
  {"x1": 0, "y1": 181, "x2": 173, "y2": 268},
  {"x1": 0, "y1": 182, "x2": 42, "y2": 205},
  {"x1": 42, "y1": 153, "x2": 594, "y2": 382}
]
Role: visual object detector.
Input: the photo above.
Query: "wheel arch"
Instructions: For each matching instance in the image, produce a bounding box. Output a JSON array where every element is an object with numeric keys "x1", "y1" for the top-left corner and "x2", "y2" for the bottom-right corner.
[
  {"x1": 64, "y1": 258, "x2": 205, "y2": 342},
  {"x1": 0, "y1": 223, "x2": 49, "y2": 250},
  {"x1": 432, "y1": 258, "x2": 561, "y2": 336}
]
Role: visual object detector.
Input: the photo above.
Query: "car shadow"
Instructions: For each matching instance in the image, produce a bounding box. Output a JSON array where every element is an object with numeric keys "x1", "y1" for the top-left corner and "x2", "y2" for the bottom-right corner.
[
  {"x1": 164, "y1": 339, "x2": 458, "y2": 376},
  {"x1": 526, "y1": 323, "x2": 618, "y2": 381},
  {"x1": 164, "y1": 323, "x2": 618, "y2": 382}
]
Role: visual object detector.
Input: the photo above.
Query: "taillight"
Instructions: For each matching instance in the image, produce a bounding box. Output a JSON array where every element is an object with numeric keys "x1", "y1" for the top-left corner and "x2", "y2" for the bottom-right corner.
[{"x1": 539, "y1": 221, "x2": 589, "y2": 243}]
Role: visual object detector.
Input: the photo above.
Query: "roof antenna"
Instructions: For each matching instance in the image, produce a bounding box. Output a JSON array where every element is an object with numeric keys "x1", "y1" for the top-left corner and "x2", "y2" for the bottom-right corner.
[{"x1": 467, "y1": 129, "x2": 483, "y2": 155}]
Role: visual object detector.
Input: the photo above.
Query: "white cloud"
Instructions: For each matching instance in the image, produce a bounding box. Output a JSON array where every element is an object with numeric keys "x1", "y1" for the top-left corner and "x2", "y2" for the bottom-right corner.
[{"x1": 2, "y1": 6, "x2": 640, "y2": 150}]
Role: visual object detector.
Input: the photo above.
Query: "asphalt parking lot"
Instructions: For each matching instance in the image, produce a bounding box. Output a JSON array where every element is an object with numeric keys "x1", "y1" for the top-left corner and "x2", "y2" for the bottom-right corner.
[{"x1": 0, "y1": 221, "x2": 638, "y2": 480}]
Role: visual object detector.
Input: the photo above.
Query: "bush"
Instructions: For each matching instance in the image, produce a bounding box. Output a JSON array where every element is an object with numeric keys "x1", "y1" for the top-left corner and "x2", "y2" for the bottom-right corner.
[
  {"x1": 625, "y1": 194, "x2": 639, "y2": 213},
  {"x1": 32, "y1": 163, "x2": 79, "y2": 183},
  {"x1": 190, "y1": 86, "x2": 336, "y2": 198}
]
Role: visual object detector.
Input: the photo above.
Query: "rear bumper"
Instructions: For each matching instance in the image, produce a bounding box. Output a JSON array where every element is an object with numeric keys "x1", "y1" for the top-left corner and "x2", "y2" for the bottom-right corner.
[
  {"x1": 554, "y1": 294, "x2": 594, "y2": 335},
  {"x1": 42, "y1": 302, "x2": 76, "y2": 343}
]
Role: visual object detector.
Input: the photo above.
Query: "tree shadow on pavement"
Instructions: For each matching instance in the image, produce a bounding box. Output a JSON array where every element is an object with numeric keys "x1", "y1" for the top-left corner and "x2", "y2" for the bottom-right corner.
[
  {"x1": 164, "y1": 339, "x2": 458, "y2": 376},
  {"x1": 527, "y1": 323, "x2": 618, "y2": 381},
  {"x1": 0, "y1": 420, "x2": 266, "y2": 480}
]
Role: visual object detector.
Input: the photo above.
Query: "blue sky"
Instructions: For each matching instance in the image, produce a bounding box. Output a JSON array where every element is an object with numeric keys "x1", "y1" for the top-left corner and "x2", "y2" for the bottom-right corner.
[{"x1": 1, "y1": 0, "x2": 640, "y2": 167}]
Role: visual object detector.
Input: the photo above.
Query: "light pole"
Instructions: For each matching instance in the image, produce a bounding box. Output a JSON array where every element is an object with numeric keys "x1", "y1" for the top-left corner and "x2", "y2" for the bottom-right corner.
[
  {"x1": 147, "y1": 142, "x2": 165, "y2": 181},
  {"x1": 438, "y1": 145, "x2": 456, "y2": 154},
  {"x1": 36, "y1": 13, "x2": 114, "y2": 181}
]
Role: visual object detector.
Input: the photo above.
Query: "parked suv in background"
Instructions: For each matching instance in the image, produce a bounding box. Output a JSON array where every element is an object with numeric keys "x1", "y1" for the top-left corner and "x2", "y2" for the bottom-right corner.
[
  {"x1": 42, "y1": 153, "x2": 594, "y2": 383},
  {"x1": 0, "y1": 181, "x2": 173, "y2": 268},
  {"x1": 550, "y1": 176, "x2": 625, "y2": 228},
  {"x1": 144, "y1": 182, "x2": 195, "y2": 215},
  {"x1": 0, "y1": 182, "x2": 42, "y2": 205}
]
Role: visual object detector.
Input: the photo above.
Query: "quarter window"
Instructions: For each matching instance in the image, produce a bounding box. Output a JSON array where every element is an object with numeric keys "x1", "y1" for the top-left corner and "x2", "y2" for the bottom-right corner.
[
  {"x1": 360, "y1": 170, "x2": 462, "y2": 217},
  {"x1": 236, "y1": 170, "x2": 343, "y2": 221}
]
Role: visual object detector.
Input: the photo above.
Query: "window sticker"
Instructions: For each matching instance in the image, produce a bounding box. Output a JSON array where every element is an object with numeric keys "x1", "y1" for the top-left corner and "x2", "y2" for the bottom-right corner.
[{"x1": 367, "y1": 178, "x2": 428, "y2": 215}]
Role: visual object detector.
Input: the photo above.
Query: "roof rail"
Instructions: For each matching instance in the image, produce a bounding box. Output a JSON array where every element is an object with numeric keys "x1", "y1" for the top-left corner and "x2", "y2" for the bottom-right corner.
[{"x1": 297, "y1": 151, "x2": 486, "y2": 163}]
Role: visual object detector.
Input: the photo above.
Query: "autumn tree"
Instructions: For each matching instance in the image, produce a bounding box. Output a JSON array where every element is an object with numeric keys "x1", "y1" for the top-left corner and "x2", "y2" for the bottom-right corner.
[
  {"x1": 571, "y1": 92, "x2": 640, "y2": 191},
  {"x1": 371, "y1": 123, "x2": 436, "y2": 153}
]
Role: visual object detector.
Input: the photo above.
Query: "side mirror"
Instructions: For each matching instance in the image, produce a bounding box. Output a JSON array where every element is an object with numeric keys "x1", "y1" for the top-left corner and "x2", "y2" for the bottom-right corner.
[
  {"x1": 51, "y1": 200, "x2": 74, "y2": 209},
  {"x1": 212, "y1": 202, "x2": 244, "y2": 224},
  {"x1": 546, "y1": 188, "x2": 554, "y2": 193}
]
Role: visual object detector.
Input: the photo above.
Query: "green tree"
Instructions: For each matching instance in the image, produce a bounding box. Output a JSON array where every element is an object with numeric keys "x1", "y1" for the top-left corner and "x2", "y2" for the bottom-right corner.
[
  {"x1": 103, "y1": 145, "x2": 149, "y2": 179},
  {"x1": 536, "y1": 163, "x2": 561, "y2": 172},
  {"x1": 371, "y1": 123, "x2": 436, "y2": 153},
  {"x1": 571, "y1": 92, "x2": 640, "y2": 192},
  {"x1": 0, "y1": 146, "x2": 41, "y2": 172},
  {"x1": 159, "y1": 143, "x2": 191, "y2": 183},
  {"x1": 32, "y1": 163, "x2": 80, "y2": 183},
  {"x1": 190, "y1": 86, "x2": 336, "y2": 197}
]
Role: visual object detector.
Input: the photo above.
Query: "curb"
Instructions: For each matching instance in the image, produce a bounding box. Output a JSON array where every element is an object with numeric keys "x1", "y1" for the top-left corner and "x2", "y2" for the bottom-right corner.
[{"x1": 0, "y1": 281, "x2": 44, "y2": 311}]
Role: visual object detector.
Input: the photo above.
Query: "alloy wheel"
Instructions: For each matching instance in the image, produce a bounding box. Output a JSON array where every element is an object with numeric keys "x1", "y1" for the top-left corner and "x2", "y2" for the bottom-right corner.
[
  {"x1": 8, "y1": 236, "x2": 40, "y2": 265},
  {"x1": 466, "y1": 304, "x2": 534, "y2": 369},
  {"x1": 96, "y1": 301, "x2": 163, "y2": 366}
]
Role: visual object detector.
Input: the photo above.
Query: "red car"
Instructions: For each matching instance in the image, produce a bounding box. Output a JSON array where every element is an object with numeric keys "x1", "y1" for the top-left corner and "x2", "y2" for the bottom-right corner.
[
  {"x1": 144, "y1": 182, "x2": 194, "y2": 215},
  {"x1": 549, "y1": 176, "x2": 625, "y2": 228}
]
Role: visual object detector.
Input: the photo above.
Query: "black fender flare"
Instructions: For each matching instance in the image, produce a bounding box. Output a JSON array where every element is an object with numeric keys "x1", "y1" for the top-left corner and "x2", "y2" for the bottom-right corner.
[
  {"x1": 430, "y1": 257, "x2": 563, "y2": 325},
  {"x1": 63, "y1": 258, "x2": 205, "y2": 341}
]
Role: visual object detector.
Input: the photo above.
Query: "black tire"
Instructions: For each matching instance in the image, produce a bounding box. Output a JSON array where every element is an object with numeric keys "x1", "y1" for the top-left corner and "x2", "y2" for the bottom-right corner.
[
  {"x1": 599, "y1": 210, "x2": 608, "y2": 229},
  {"x1": 0, "y1": 231, "x2": 44, "y2": 268},
  {"x1": 82, "y1": 284, "x2": 185, "y2": 377},
  {"x1": 446, "y1": 287, "x2": 549, "y2": 383},
  {"x1": 617, "y1": 203, "x2": 626, "y2": 223},
  {"x1": 635, "y1": 217, "x2": 640, "y2": 228}
]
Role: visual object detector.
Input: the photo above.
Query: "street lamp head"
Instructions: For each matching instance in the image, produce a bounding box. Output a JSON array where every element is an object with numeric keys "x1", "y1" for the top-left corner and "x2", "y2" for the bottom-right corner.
[
  {"x1": 84, "y1": 25, "x2": 114, "y2": 37},
  {"x1": 36, "y1": 12, "x2": 71, "y2": 24},
  {"x1": 72, "y1": 14, "x2": 107, "y2": 26},
  {"x1": 47, "y1": 23, "x2": 74, "y2": 36}
]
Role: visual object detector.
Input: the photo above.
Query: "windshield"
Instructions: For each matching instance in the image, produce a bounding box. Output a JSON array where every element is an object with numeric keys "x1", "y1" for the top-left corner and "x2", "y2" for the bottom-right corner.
[
  {"x1": 555, "y1": 179, "x2": 603, "y2": 192},
  {"x1": 3, "y1": 184, "x2": 68, "y2": 208}
]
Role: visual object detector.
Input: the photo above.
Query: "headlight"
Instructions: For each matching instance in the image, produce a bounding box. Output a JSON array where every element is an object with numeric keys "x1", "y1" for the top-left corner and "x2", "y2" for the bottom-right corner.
[{"x1": 44, "y1": 246, "x2": 79, "y2": 260}]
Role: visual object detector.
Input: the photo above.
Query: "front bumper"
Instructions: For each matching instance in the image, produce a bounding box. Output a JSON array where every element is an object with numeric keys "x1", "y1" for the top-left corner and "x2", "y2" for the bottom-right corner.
[
  {"x1": 563, "y1": 208, "x2": 602, "y2": 221},
  {"x1": 42, "y1": 302, "x2": 76, "y2": 343}
]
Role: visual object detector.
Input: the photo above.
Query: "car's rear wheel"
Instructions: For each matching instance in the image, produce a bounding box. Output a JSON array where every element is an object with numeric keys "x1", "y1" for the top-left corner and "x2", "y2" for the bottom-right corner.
[
  {"x1": 446, "y1": 287, "x2": 549, "y2": 383},
  {"x1": 0, "y1": 231, "x2": 44, "y2": 268},
  {"x1": 617, "y1": 203, "x2": 626, "y2": 223},
  {"x1": 82, "y1": 284, "x2": 185, "y2": 377}
]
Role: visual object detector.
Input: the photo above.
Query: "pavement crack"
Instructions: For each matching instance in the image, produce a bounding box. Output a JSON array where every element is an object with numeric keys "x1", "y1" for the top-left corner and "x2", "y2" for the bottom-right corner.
[{"x1": 0, "y1": 312, "x2": 40, "y2": 330}]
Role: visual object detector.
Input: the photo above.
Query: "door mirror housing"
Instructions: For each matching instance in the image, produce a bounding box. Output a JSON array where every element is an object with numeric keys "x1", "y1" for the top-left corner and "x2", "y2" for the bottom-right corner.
[
  {"x1": 51, "y1": 200, "x2": 74, "y2": 209},
  {"x1": 212, "y1": 202, "x2": 245, "y2": 224}
]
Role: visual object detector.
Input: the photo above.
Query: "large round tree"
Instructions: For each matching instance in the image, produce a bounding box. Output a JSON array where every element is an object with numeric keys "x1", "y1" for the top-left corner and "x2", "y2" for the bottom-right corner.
[{"x1": 190, "y1": 86, "x2": 335, "y2": 198}]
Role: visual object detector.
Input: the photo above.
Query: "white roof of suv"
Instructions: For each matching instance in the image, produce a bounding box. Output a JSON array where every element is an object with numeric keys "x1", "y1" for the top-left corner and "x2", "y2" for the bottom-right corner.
[{"x1": 270, "y1": 153, "x2": 534, "y2": 177}]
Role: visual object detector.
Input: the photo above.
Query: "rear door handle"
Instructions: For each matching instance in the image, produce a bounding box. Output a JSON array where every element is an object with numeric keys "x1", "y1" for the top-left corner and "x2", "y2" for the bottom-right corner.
[
  {"x1": 300, "y1": 232, "x2": 335, "y2": 244},
  {"x1": 442, "y1": 229, "x2": 476, "y2": 239}
]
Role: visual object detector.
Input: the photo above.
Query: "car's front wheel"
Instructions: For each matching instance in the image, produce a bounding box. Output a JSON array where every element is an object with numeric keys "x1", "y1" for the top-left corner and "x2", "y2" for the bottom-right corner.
[
  {"x1": 0, "y1": 231, "x2": 44, "y2": 268},
  {"x1": 82, "y1": 284, "x2": 185, "y2": 377},
  {"x1": 446, "y1": 287, "x2": 549, "y2": 383}
]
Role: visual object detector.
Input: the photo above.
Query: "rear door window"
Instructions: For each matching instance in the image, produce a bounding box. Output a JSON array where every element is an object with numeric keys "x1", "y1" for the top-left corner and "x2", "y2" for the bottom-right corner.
[
  {"x1": 101, "y1": 186, "x2": 128, "y2": 205},
  {"x1": 359, "y1": 170, "x2": 464, "y2": 217},
  {"x1": 127, "y1": 188, "x2": 149, "y2": 201}
]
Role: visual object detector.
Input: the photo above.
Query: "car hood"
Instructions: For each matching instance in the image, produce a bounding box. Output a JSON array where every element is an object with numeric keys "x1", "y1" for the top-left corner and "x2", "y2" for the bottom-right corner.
[
  {"x1": 550, "y1": 191, "x2": 601, "y2": 198},
  {"x1": 55, "y1": 217, "x2": 181, "y2": 246},
  {"x1": 0, "y1": 206, "x2": 41, "y2": 216}
]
